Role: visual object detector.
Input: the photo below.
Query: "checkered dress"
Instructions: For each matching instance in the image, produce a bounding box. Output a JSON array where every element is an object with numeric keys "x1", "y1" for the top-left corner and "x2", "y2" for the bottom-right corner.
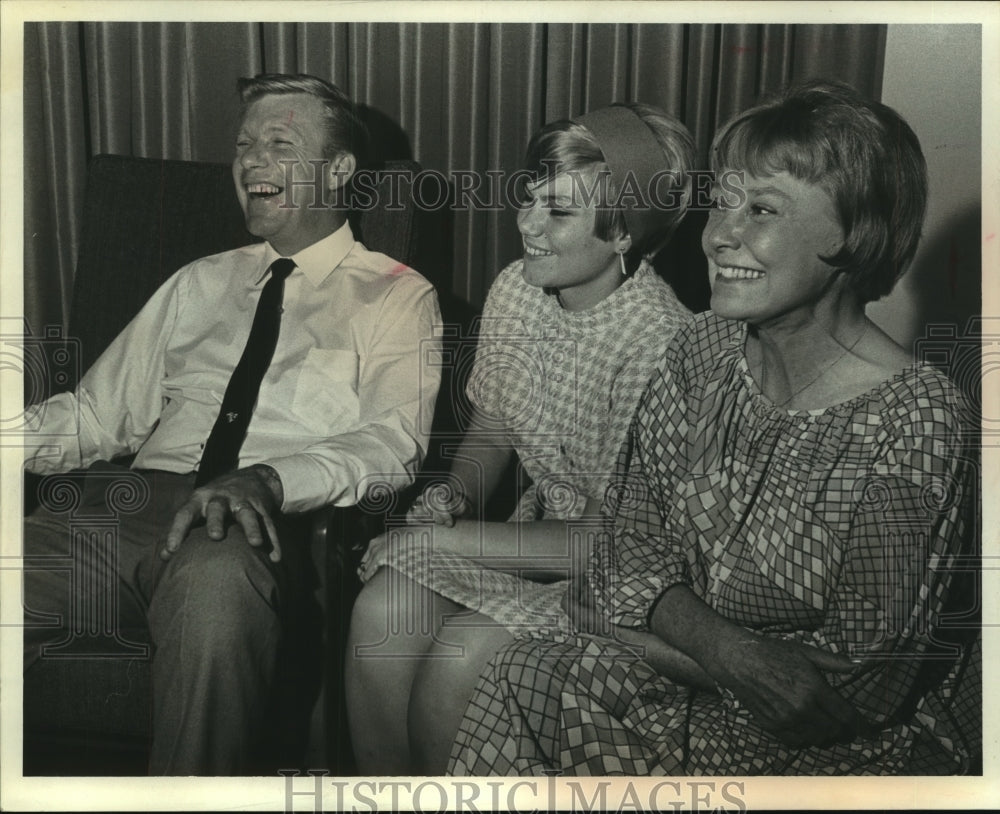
[
  {"x1": 449, "y1": 312, "x2": 979, "y2": 776},
  {"x1": 362, "y1": 258, "x2": 692, "y2": 632}
]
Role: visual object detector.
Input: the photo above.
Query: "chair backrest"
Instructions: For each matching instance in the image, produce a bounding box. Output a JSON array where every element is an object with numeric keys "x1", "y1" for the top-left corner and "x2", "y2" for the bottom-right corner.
[{"x1": 66, "y1": 154, "x2": 422, "y2": 384}]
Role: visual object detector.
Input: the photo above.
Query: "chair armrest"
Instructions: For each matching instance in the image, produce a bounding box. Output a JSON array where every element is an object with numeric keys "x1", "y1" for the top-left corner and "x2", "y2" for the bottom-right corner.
[
  {"x1": 310, "y1": 504, "x2": 371, "y2": 581},
  {"x1": 310, "y1": 504, "x2": 384, "y2": 774}
]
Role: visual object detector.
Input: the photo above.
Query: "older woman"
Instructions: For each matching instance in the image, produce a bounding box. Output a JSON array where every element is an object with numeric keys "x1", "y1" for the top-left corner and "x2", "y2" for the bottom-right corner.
[
  {"x1": 346, "y1": 103, "x2": 697, "y2": 773},
  {"x1": 447, "y1": 80, "x2": 978, "y2": 776}
]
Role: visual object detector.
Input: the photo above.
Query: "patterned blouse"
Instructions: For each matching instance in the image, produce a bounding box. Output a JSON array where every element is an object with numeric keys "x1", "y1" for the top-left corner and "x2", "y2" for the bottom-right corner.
[
  {"x1": 361, "y1": 258, "x2": 693, "y2": 635},
  {"x1": 450, "y1": 311, "x2": 979, "y2": 775},
  {"x1": 467, "y1": 258, "x2": 691, "y2": 519}
]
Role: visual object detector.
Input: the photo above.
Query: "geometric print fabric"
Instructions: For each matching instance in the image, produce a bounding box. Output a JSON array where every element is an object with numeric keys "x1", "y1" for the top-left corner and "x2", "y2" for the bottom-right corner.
[{"x1": 450, "y1": 312, "x2": 979, "y2": 775}]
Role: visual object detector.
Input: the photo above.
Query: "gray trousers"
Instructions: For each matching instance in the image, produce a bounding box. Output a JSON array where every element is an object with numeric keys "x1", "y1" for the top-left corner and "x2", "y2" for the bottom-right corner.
[{"x1": 22, "y1": 462, "x2": 304, "y2": 775}]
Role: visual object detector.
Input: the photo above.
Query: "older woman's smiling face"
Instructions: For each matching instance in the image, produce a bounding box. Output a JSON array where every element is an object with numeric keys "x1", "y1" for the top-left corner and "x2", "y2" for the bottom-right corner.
[{"x1": 702, "y1": 171, "x2": 845, "y2": 329}]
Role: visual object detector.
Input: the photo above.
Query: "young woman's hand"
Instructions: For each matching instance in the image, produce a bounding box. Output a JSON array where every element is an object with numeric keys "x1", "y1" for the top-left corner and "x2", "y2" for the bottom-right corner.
[{"x1": 406, "y1": 482, "x2": 474, "y2": 527}]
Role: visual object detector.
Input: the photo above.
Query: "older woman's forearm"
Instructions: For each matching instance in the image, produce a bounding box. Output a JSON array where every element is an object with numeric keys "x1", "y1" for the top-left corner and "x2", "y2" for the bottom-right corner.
[
  {"x1": 649, "y1": 585, "x2": 749, "y2": 672},
  {"x1": 612, "y1": 627, "x2": 717, "y2": 690}
]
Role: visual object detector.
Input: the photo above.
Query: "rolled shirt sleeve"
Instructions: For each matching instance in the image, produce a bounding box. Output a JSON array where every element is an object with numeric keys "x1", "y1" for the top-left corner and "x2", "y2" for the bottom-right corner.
[{"x1": 23, "y1": 273, "x2": 184, "y2": 475}]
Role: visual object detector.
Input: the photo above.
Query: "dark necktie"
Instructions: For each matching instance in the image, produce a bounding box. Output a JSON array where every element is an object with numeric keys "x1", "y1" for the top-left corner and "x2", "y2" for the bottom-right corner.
[{"x1": 195, "y1": 257, "x2": 296, "y2": 487}]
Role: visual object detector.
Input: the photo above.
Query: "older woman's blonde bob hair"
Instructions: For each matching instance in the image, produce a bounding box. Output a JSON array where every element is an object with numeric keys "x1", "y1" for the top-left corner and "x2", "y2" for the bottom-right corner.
[{"x1": 711, "y1": 79, "x2": 927, "y2": 303}]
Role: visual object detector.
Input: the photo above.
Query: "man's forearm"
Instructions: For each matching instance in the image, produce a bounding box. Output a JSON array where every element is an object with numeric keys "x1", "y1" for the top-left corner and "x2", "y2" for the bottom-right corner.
[
  {"x1": 263, "y1": 422, "x2": 424, "y2": 513},
  {"x1": 22, "y1": 390, "x2": 86, "y2": 474},
  {"x1": 23, "y1": 389, "x2": 131, "y2": 475}
]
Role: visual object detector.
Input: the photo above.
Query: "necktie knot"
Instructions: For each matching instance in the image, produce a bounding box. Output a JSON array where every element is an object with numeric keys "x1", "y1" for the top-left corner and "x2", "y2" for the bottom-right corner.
[{"x1": 268, "y1": 257, "x2": 296, "y2": 281}]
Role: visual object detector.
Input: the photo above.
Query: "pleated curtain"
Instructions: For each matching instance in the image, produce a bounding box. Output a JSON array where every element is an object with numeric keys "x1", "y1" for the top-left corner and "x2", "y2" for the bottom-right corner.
[{"x1": 23, "y1": 22, "x2": 885, "y2": 336}]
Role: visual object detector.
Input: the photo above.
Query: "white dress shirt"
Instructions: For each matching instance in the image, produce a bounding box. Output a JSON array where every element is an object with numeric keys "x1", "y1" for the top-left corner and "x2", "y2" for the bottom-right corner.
[{"x1": 25, "y1": 222, "x2": 442, "y2": 513}]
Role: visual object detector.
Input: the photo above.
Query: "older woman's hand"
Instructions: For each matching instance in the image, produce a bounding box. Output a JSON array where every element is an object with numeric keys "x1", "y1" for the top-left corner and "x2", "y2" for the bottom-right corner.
[
  {"x1": 713, "y1": 633, "x2": 871, "y2": 748},
  {"x1": 649, "y1": 584, "x2": 873, "y2": 749}
]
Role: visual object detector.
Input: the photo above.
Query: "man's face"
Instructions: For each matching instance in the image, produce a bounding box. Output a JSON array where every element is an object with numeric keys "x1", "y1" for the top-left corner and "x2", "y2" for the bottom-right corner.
[{"x1": 233, "y1": 93, "x2": 342, "y2": 256}]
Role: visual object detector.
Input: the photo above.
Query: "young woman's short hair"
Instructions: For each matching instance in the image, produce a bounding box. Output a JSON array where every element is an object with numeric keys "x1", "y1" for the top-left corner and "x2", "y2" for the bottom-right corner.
[
  {"x1": 237, "y1": 73, "x2": 369, "y2": 169},
  {"x1": 523, "y1": 103, "x2": 696, "y2": 272},
  {"x1": 710, "y1": 78, "x2": 927, "y2": 303}
]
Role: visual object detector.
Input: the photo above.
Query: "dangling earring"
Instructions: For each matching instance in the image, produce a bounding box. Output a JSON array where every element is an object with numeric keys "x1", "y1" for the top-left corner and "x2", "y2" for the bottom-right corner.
[{"x1": 618, "y1": 250, "x2": 627, "y2": 277}]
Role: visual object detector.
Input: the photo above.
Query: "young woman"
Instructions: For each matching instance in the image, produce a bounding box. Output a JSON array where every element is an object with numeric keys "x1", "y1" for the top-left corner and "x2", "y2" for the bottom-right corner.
[{"x1": 346, "y1": 103, "x2": 697, "y2": 773}]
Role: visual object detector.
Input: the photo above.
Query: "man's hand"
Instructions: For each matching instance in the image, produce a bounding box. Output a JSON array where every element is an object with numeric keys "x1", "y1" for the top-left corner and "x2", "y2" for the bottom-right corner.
[{"x1": 161, "y1": 464, "x2": 285, "y2": 562}]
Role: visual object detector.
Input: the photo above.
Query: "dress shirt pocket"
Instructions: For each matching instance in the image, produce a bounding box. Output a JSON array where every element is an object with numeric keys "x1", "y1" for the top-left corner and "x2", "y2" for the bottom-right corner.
[{"x1": 291, "y1": 348, "x2": 361, "y2": 432}]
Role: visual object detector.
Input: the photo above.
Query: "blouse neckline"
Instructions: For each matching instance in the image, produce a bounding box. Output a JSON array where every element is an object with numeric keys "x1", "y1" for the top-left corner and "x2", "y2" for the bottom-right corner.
[
  {"x1": 542, "y1": 259, "x2": 662, "y2": 331},
  {"x1": 731, "y1": 321, "x2": 925, "y2": 417}
]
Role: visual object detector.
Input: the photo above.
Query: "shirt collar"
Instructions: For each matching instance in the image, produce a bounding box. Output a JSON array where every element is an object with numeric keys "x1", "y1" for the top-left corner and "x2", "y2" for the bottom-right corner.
[{"x1": 258, "y1": 221, "x2": 356, "y2": 286}]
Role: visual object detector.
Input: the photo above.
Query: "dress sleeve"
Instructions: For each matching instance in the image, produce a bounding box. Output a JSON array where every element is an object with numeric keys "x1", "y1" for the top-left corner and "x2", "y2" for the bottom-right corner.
[
  {"x1": 465, "y1": 261, "x2": 522, "y2": 425},
  {"x1": 588, "y1": 322, "x2": 698, "y2": 628},
  {"x1": 800, "y1": 376, "x2": 977, "y2": 726}
]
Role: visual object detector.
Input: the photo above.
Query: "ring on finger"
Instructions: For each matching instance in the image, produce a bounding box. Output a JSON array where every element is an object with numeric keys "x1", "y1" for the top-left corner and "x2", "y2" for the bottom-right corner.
[{"x1": 231, "y1": 503, "x2": 248, "y2": 514}]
